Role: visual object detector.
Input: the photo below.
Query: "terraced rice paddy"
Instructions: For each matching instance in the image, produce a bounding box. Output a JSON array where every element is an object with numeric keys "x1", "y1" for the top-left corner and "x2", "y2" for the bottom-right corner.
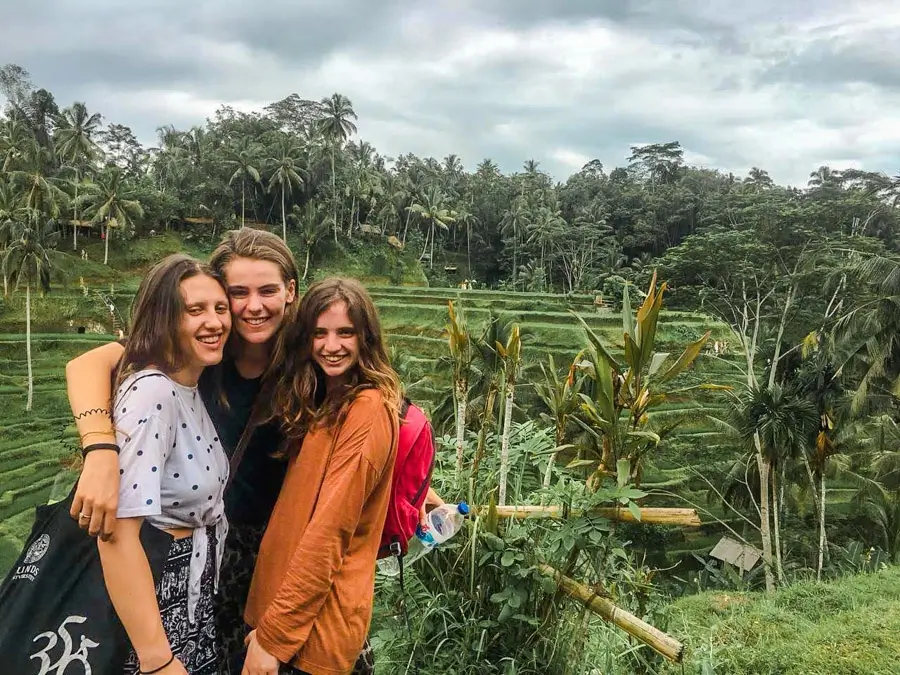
[{"x1": 1, "y1": 284, "x2": 843, "y2": 576}]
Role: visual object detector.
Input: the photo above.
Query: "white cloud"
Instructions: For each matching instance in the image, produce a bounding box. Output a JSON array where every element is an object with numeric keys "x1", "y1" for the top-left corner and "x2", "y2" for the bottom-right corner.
[{"x1": 3, "y1": 0, "x2": 899, "y2": 186}]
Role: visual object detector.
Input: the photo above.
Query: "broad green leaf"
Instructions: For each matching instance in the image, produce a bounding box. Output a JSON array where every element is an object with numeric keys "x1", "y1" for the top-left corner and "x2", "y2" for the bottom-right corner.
[
  {"x1": 490, "y1": 588, "x2": 511, "y2": 603},
  {"x1": 636, "y1": 279, "x2": 664, "y2": 371},
  {"x1": 626, "y1": 430, "x2": 661, "y2": 444},
  {"x1": 481, "y1": 532, "x2": 505, "y2": 551},
  {"x1": 621, "y1": 282, "x2": 635, "y2": 340},
  {"x1": 539, "y1": 576, "x2": 558, "y2": 593},
  {"x1": 648, "y1": 352, "x2": 670, "y2": 377},
  {"x1": 616, "y1": 458, "x2": 630, "y2": 489},
  {"x1": 501, "y1": 550, "x2": 517, "y2": 567},
  {"x1": 571, "y1": 311, "x2": 620, "y2": 371},
  {"x1": 628, "y1": 501, "x2": 643, "y2": 522},
  {"x1": 624, "y1": 333, "x2": 641, "y2": 372},
  {"x1": 594, "y1": 359, "x2": 616, "y2": 423},
  {"x1": 659, "y1": 330, "x2": 711, "y2": 383}
]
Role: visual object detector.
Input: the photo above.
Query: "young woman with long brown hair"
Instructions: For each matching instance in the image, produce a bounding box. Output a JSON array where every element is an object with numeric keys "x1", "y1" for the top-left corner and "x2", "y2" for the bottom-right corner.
[
  {"x1": 240, "y1": 277, "x2": 401, "y2": 675},
  {"x1": 89, "y1": 253, "x2": 230, "y2": 674}
]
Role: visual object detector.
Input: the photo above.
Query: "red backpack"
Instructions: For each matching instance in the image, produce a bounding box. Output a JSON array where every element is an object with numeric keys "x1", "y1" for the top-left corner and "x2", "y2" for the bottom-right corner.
[{"x1": 378, "y1": 398, "x2": 436, "y2": 559}]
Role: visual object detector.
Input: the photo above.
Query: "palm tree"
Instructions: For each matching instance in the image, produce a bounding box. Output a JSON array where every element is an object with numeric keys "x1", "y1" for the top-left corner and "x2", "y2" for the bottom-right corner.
[
  {"x1": 744, "y1": 167, "x2": 774, "y2": 193},
  {"x1": 526, "y1": 206, "x2": 564, "y2": 290},
  {"x1": 497, "y1": 324, "x2": 522, "y2": 506},
  {"x1": 316, "y1": 93, "x2": 358, "y2": 241},
  {"x1": 454, "y1": 203, "x2": 479, "y2": 275},
  {"x1": 267, "y1": 138, "x2": 305, "y2": 241},
  {"x1": 0, "y1": 117, "x2": 30, "y2": 171},
  {"x1": 408, "y1": 186, "x2": 455, "y2": 268},
  {"x1": 224, "y1": 138, "x2": 261, "y2": 227},
  {"x1": 9, "y1": 138, "x2": 67, "y2": 219},
  {"x1": 834, "y1": 254, "x2": 900, "y2": 412},
  {"x1": 54, "y1": 102, "x2": 103, "y2": 250},
  {"x1": 375, "y1": 173, "x2": 406, "y2": 235},
  {"x1": 2, "y1": 212, "x2": 58, "y2": 411},
  {"x1": 80, "y1": 166, "x2": 144, "y2": 264},
  {"x1": 445, "y1": 300, "x2": 474, "y2": 479},
  {"x1": 0, "y1": 181, "x2": 19, "y2": 296},
  {"x1": 291, "y1": 201, "x2": 331, "y2": 280},
  {"x1": 725, "y1": 383, "x2": 817, "y2": 587},
  {"x1": 500, "y1": 199, "x2": 529, "y2": 290}
]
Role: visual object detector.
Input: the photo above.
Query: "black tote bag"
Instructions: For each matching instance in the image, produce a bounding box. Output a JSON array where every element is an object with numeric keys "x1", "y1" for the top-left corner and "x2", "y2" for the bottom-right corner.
[{"x1": 0, "y1": 488, "x2": 172, "y2": 674}]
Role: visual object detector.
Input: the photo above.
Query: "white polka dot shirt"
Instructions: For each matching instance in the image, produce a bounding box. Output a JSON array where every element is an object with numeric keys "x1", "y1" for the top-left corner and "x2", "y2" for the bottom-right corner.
[{"x1": 113, "y1": 369, "x2": 229, "y2": 621}]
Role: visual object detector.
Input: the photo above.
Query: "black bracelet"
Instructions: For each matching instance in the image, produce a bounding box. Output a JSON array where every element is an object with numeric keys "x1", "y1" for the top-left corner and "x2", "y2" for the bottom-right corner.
[
  {"x1": 81, "y1": 442, "x2": 120, "y2": 459},
  {"x1": 140, "y1": 654, "x2": 174, "y2": 674}
]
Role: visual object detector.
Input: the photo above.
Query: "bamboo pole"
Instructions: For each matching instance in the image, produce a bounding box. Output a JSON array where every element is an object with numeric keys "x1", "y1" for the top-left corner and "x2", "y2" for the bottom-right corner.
[
  {"x1": 477, "y1": 505, "x2": 701, "y2": 526},
  {"x1": 536, "y1": 564, "x2": 684, "y2": 663}
]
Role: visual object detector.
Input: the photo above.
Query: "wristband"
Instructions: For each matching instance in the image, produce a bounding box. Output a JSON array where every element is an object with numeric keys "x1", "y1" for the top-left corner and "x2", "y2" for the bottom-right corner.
[
  {"x1": 81, "y1": 442, "x2": 120, "y2": 459},
  {"x1": 140, "y1": 654, "x2": 174, "y2": 674}
]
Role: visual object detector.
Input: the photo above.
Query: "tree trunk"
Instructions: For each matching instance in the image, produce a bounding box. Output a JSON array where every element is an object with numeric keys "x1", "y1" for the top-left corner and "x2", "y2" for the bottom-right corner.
[
  {"x1": 303, "y1": 245, "x2": 311, "y2": 281},
  {"x1": 402, "y1": 208, "x2": 411, "y2": 246},
  {"x1": 455, "y1": 381, "x2": 467, "y2": 478},
  {"x1": 542, "y1": 439, "x2": 563, "y2": 496},
  {"x1": 771, "y1": 464, "x2": 785, "y2": 584},
  {"x1": 466, "y1": 222, "x2": 472, "y2": 276},
  {"x1": 281, "y1": 188, "x2": 287, "y2": 241},
  {"x1": 498, "y1": 385, "x2": 514, "y2": 506},
  {"x1": 512, "y1": 229, "x2": 517, "y2": 291},
  {"x1": 103, "y1": 222, "x2": 110, "y2": 265},
  {"x1": 802, "y1": 453, "x2": 821, "y2": 517},
  {"x1": 420, "y1": 226, "x2": 430, "y2": 262},
  {"x1": 25, "y1": 284, "x2": 33, "y2": 412},
  {"x1": 429, "y1": 222, "x2": 435, "y2": 269},
  {"x1": 241, "y1": 181, "x2": 246, "y2": 228},
  {"x1": 756, "y1": 446, "x2": 775, "y2": 592},
  {"x1": 331, "y1": 148, "x2": 338, "y2": 243},
  {"x1": 348, "y1": 195, "x2": 356, "y2": 240},
  {"x1": 72, "y1": 176, "x2": 79, "y2": 251},
  {"x1": 817, "y1": 473, "x2": 827, "y2": 581}
]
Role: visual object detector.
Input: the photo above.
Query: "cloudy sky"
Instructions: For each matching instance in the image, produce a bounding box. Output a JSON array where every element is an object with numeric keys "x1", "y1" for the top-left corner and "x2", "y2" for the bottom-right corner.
[{"x1": 3, "y1": 0, "x2": 900, "y2": 185}]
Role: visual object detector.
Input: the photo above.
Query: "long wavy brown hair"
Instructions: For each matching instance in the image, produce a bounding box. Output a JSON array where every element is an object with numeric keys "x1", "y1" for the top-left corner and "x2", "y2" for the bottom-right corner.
[
  {"x1": 271, "y1": 277, "x2": 401, "y2": 451},
  {"x1": 114, "y1": 254, "x2": 224, "y2": 391}
]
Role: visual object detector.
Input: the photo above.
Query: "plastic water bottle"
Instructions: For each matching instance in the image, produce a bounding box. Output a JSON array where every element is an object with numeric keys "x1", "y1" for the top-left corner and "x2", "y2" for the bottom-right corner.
[
  {"x1": 377, "y1": 502, "x2": 470, "y2": 577},
  {"x1": 420, "y1": 501, "x2": 470, "y2": 548}
]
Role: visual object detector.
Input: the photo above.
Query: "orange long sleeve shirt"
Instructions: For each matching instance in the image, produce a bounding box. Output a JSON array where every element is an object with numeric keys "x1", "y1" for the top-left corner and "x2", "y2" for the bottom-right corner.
[{"x1": 244, "y1": 389, "x2": 398, "y2": 674}]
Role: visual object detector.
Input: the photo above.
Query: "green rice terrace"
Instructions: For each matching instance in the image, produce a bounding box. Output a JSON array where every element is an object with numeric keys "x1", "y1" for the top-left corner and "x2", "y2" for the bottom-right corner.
[{"x1": 0, "y1": 234, "x2": 892, "y2": 673}]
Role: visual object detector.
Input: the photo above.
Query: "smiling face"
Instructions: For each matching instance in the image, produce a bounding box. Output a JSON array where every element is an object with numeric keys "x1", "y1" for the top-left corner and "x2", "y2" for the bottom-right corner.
[
  {"x1": 312, "y1": 301, "x2": 360, "y2": 389},
  {"x1": 173, "y1": 274, "x2": 231, "y2": 384},
  {"x1": 223, "y1": 257, "x2": 296, "y2": 346}
]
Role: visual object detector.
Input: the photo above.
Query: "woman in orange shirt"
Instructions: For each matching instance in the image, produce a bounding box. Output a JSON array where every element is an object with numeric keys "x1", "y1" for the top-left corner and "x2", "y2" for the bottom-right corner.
[{"x1": 241, "y1": 278, "x2": 400, "y2": 675}]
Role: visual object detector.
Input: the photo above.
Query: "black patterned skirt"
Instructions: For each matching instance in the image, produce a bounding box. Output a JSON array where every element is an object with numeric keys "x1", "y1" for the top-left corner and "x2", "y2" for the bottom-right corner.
[{"x1": 123, "y1": 528, "x2": 218, "y2": 675}]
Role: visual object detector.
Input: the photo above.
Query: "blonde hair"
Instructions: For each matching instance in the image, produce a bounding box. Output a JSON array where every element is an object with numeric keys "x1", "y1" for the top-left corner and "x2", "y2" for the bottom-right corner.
[{"x1": 209, "y1": 227, "x2": 300, "y2": 378}]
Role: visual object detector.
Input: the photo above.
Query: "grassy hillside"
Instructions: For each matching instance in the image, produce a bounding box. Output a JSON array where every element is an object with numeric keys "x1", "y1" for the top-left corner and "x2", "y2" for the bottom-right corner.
[{"x1": 660, "y1": 566, "x2": 900, "y2": 674}]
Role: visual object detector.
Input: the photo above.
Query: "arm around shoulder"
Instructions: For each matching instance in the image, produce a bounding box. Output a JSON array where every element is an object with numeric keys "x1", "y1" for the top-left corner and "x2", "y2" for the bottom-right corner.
[{"x1": 67, "y1": 342, "x2": 126, "y2": 539}]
